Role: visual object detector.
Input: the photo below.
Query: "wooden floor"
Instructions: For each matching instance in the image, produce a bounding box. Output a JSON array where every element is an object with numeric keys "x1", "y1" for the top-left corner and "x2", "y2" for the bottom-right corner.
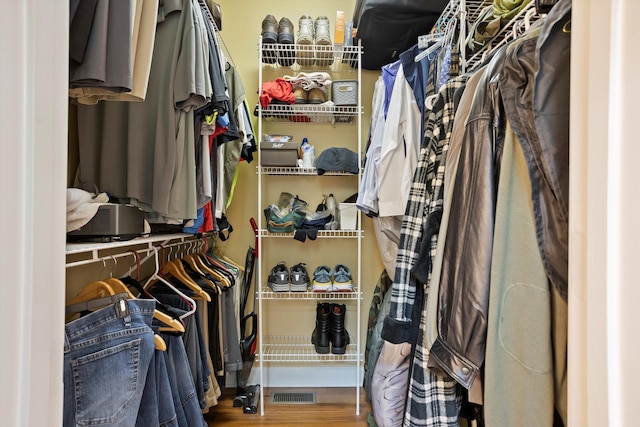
[{"x1": 204, "y1": 387, "x2": 372, "y2": 426}]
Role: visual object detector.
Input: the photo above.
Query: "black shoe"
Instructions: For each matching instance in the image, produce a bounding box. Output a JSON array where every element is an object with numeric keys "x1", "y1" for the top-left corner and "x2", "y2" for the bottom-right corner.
[
  {"x1": 277, "y1": 17, "x2": 295, "y2": 67},
  {"x1": 261, "y1": 14, "x2": 278, "y2": 64},
  {"x1": 330, "y1": 303, "x2": 349, "y2": 354},
  {"x1": 311, "y1": 302, "x2": 331, "y2": 354}
]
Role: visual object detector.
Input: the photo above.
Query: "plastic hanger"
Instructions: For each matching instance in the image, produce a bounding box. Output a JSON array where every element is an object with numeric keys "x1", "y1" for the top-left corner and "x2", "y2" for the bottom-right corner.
[
  {"x1": 145, "y1": 246, "x2": 198, "y2": 321},
  {"x1": 415, "y1": 17, "x2": 457, "y2": 63}
]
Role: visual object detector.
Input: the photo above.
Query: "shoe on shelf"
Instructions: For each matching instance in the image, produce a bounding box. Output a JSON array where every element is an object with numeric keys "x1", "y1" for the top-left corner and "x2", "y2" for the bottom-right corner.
[
  {"x1": 312, "y1": 265, "x2": 333, "y2": 292},
  {"x1": 307, "y1": 87, "x2": 327, "y2": 104},
  {"x1": 314, "y1": 16, "x2": 334, "y2": 67},
  {"x1": 311, "y1": 302, "x2": 331, "y2": 354},
  {"x1": 277, "y1": 17, "x2": 295, "y2": 67},
  {"x1": 297, "y1": 14, "x2": 315, "y2": 66},
  {"x1": 290, "y1": 262, "x2": 310, "y2": 291},
  {"x1": 293, "y1": 86, "x2": 308, "y2": 104},
  {"x1": 261, "y1": 14, "x2": 279, "y2": 64},
  {"x1": 330, "y1": 303, "x2": 350, "y2": 354},
  {"x1": 267, "y1": 261, "x2": 289, "y2": 292},
  {"x1": 332, "y1": 264, "x2": 353, "y2": 291}
]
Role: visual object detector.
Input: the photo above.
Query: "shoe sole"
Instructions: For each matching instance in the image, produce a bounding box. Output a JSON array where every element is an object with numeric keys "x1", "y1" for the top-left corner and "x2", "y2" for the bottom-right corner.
[
  {"x1": 311, "y1": 282, "x2": 333, "y2": 292},
  {"x1": 315, "y1": 39, "x2": 334, "y2": 67},
  {"x1": 297, "y1": 39, "x2": 315, "y2": 66},
  {"x1": 314, "y1": 344, "x2": 330, "y2": 354},
  {"x1": 332, "y1": 283, "x2": 353, "y2": 292},
  {"x1": 290, "y1": 283, "x2": 309, "y2": 292},
  {"x1": 331, "y1": 345, "x2": 346, "y2": 355}
]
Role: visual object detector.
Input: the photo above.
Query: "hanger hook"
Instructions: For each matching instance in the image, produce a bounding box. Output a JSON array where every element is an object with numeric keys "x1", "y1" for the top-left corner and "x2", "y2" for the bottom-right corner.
[{"x1": 109, "y1": 255, "x2": 116, "y2": 278}]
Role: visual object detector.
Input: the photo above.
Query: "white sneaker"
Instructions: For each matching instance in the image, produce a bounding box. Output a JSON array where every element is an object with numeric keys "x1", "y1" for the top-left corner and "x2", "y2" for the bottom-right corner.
[
  {"x1": 297, "y1": 14, "x2": 315, "y2": 66},
  {"x1": 314, "y1": 16, "x2": 334, "y2": 66}
]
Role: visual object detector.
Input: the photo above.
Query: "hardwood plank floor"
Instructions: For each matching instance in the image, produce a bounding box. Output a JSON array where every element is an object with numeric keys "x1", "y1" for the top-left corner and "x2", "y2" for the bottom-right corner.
[{"x1": 204, "y1": 387, "x2": 372, "y2": 426}]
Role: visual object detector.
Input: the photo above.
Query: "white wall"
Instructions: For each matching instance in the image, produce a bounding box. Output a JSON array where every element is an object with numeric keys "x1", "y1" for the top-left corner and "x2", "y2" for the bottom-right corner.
[
  {"x1": 0, "y1": 1, "x2": 68, "y2": 426},
  {"x1": 569, "y1": 1, "x2": 640, "y2": 426}
]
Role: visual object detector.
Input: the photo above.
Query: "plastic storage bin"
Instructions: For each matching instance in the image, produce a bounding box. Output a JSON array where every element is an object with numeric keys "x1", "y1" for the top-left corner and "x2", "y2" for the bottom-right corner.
[{"x1": 338, "y1": 203, "x2": 357, "y2": 230}]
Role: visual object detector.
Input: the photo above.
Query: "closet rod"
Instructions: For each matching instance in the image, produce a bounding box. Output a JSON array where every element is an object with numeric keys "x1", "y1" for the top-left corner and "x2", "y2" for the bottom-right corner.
[{"x1": 65, "y1": 235, "x2": 210, "y2": 270}]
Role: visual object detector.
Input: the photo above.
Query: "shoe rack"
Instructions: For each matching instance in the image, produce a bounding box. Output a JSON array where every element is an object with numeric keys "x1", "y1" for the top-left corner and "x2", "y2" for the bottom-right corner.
[{"x1": 255, "y1": 38, "x2": 363, "y2": 415}]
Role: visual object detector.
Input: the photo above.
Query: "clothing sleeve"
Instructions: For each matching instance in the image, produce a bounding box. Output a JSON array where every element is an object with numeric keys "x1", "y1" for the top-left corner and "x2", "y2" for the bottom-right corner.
[
  {"x1": 174, "y1": 0, "x2": 208, "y2": 111},
  {"x1": 427, "y1": 68, "x2": 502, "y2": 388},
  {"x1": 377, "y1": 67, "x2": 423, "y2": 217}
]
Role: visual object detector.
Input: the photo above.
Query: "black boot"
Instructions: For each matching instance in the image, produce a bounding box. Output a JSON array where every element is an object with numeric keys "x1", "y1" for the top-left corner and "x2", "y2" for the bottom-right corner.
[
  {"x1": 311, "y1": 302, "x2": 331, "y2": 354},
  {"x1": 330, "y1": 303, "x2": 349, "y2": 354}
]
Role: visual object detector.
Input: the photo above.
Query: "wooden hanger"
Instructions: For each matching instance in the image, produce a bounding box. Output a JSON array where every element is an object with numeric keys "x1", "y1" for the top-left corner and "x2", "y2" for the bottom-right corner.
[
  {"x1": 65, "y1": 280, "x2": 115, "y2": 306},
  {"x1": 104, "y1": 277, "x2": 185, "y2": 334},
  {"x1": 161, "y1": 259, "x2": 211, "y2": 302},
  {"x1": 65, "y1": 278, "x2": 167, "y2": 350}
]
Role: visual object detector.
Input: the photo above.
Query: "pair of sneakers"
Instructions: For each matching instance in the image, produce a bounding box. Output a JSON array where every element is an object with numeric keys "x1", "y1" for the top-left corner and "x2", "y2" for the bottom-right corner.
[
  {"x1": 297, "y1": 15, "x2": 333, "y2": 67},
  {"x1": 311, "y1": 264, "x2": 353, "y2": 292},
  {"x1": 267, "y1": 261, "x2": 310, "y2": 292}
]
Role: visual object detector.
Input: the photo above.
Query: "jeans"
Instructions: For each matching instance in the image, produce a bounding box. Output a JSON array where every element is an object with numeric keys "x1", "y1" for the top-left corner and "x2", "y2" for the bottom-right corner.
[
  {"x1": 135, "y1": 344, "x2": 179, "y2": 427},
  {"x1": 161, "y1": 333, "x2": 207, "y2": 427},
  {"x1": 63, "y1": 299, "x2": 156, "y2": 427}
]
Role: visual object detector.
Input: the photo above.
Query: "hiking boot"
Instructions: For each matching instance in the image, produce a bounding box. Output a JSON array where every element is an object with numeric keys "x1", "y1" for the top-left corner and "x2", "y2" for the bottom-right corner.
[
  {"x1": 314, "y1": 16, "x2": 334, "y2": 66},
  {"x1": 330, "y1": 303, "x2": 349, "y2": 354},
  {"x1": 277, "y1": 17, "x2": 295, "y2": 67},
  {"x1": 293, "y1": 87, "x2": 308, "y2": 104},
  {"x1": 267, "y1": 261, "x2": 289, "y2": 292},
  {"x1": 296, "y1": 14, "x2": 315, "y2": 66},
  {"x1": 332, "y1": 264, "x2": 353, "y2": 291},
  {"x1": 307, "y1": 87, "x2": 327, "y2": 104},
  {"x1": 290, "y1": 262, "x2": 310, "y2": 291},
  {"x1": 312, "y1": 265, "x2": 333, "y2": 292},
  {"x1": 311, "y1": 302, "x2": 331, "y2": 354},
  {"x1": 261, "y1": 14, "x2": 278, "y2": 64}
]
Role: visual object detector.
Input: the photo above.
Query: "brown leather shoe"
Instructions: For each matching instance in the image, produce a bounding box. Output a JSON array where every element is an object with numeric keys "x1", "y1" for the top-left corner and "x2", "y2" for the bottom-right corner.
[
  {"x1": 278, "y1": 17, "x2": 295, "y2": 67},
  {"x1": 261, "y1": 14, "x2": 278, "y2": 64},
  {"x1": 307, "y1": 88, "x2": 327, "y2": 104},
  {"x1": 293, "y1": 87, "x2": 308, "y2": 104}
]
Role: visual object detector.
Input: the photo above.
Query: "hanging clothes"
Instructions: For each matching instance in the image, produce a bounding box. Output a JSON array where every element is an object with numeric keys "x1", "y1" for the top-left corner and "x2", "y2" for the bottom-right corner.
[{"x1": 75, "y1": 0, "x2": 210, "y2": 221}]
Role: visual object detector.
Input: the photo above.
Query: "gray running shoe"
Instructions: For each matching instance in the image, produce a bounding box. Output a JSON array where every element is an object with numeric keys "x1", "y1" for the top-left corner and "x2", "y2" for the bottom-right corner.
[
  {"x1": 290, "y1": 262, "x2": 310, "y2": 291},
  {"x1": 267, "y1": 261, "x2": 289, "y2": 292}
]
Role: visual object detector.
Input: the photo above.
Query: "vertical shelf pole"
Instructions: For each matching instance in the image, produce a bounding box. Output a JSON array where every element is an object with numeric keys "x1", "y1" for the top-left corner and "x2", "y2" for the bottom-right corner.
[
  {"x1": 356, "y1": 39, "x2": 363, "y2": 417},
  {"x1": 257, "y1": 36, "x2": 265, "y2": 417}
]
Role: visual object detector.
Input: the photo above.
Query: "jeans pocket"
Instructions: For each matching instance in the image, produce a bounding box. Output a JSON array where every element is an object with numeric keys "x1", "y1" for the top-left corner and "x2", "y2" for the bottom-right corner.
[{"x1": 71, "y1": 338, "x2": 144, "y2": 426}]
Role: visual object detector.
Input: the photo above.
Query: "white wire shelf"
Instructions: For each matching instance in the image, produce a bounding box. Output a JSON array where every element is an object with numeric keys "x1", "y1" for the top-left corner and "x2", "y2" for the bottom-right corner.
[
  {"x1": 259, "y1": 44, "x2": 362, "y2": 72},
  {"x1": 260, "y1": 287, "x2": 362, "y2": 300},
  {"x1": 466, "y1": 2, "x2": 543, "y2": 71},
  {"x1": 260, "y1": 104, "x2": 361, "y2": 124},
  {"x1": 259, "y1": 229, "x2": 361, "y2": 238},
  {"x1": 257, "y1": 166, "x2": 359, "y2": 176},
  {"x1": 257, "y1": 335, "x2": 362, "y2": 363}
]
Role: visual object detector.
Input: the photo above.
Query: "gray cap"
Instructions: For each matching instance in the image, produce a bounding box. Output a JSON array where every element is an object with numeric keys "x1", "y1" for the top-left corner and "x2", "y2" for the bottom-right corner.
[{"x1": 315, "y1": 147, "x2": 359, "y2": 175}]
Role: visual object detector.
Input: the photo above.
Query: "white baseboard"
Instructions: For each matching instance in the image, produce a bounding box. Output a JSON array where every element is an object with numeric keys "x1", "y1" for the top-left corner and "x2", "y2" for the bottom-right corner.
[{"x1": 227, "y1": 366, "x2": 365, "y2": 388}]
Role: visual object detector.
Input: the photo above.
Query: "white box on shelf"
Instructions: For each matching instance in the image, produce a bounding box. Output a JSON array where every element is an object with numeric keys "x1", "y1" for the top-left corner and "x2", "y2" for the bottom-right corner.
[{"x1": 338, "y1": 203, "x2": 357, "y2": 230}]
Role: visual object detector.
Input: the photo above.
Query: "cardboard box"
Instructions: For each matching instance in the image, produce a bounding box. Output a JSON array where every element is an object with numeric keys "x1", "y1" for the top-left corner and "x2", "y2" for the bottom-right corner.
[
  {"x1": 334, "y1": 10, "x2": 345, "y2": 46},
  {"x1": 260, "y1": 141, "x2": 299, "y2": 167}
]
